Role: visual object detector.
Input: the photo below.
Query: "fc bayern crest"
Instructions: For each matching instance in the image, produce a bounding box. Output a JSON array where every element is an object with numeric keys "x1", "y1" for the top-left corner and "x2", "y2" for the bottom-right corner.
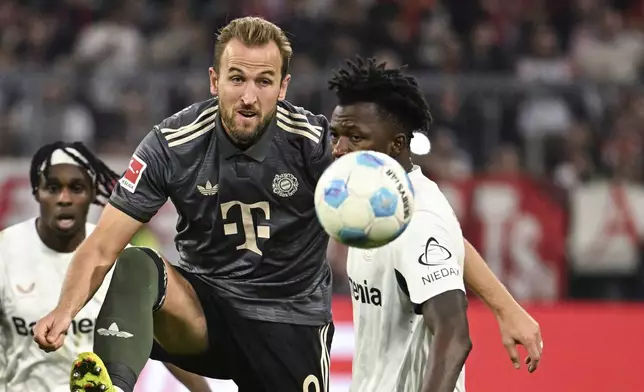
[{"x1": 272, "y1": 173, "x2": 299, "y2": 197}]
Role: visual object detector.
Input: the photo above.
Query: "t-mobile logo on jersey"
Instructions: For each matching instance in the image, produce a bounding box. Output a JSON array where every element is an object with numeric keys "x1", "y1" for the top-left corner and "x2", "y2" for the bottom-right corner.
[
  {"x1": 220, "y1": 200, "x2": 271, "y2": 256},
  {"x1": 348, "y1": 277, "x2": 382, "y2": 307},
  {"x1": 12, "y1": 316, "x2": 94, "y2": 337}
]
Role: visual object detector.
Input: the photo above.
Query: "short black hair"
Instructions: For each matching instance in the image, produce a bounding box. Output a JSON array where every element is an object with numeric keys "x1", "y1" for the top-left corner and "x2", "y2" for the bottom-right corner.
[
  {"x1": 328, "y1": 56, "x2": 432, "y2": 144},
  {"x1": 30, "y1": 142, "x2": 120, "y2": 206}
]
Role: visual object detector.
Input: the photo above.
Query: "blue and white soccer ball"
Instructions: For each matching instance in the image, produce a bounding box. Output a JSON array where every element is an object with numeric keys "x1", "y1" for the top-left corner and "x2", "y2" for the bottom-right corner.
[{"x1": 314, "y1": 150, "x2": 415, "y2": 249}]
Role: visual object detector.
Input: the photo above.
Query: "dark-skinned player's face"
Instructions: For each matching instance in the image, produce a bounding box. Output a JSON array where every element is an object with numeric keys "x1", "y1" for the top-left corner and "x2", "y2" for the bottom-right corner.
[
  {"x1": 330, "y1": 103, "x2": 406, "y2": 159},
  {"x1": 209, "y1": 38, "x2": 291, "y2": 146},
  {"x1": 36, "y1": 164, "x2": 94, "y2": 236}
]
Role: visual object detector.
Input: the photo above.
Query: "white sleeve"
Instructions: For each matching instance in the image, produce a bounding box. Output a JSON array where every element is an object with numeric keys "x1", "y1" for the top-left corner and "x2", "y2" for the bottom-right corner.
[
  {"x1": 394, "y1": 210, "x2": 465, "y2": 310},
  {"x1": 0, "y1": 238, "x2": 5, "y2": 316},
  {"x1": 0, "y1": 238, "x2": 7, "y2": 369}
]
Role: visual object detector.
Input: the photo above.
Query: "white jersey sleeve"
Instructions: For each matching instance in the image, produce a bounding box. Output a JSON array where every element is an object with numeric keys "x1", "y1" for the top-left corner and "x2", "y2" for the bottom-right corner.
[
  {"x1": 394, "y1": 204, "x2": 465, "y2": 311},
  {"x1": 0, "y1": 234, "x2": 7, "y2": 371}
]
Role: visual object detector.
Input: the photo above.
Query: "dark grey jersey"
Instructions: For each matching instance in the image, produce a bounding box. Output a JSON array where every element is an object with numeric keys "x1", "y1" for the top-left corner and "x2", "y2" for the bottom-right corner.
[{"x1": 110, "y1": 98, "x2": 334, "y2": 326}]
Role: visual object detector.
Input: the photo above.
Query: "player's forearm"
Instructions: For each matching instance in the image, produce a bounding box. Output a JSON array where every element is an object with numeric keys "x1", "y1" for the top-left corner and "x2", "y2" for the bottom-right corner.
[
  {"x1": 463, "y1": 239, "x2": 519, "y2": 314},
  {"x1": 326, "y1": 239, "x2": 348, "y2": 270},
  {"x1": 164, "y1": 363, "x2": 211, "y2": 392},
  {"x1": 421, "y1": 330, "x2": 471, "y2": 392},
  {"x1": 57, "y1": 239, "x2": 116, "y2": 316}
]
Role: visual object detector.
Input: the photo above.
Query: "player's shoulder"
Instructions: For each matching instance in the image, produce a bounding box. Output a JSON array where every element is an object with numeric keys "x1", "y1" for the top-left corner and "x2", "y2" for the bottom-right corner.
[
  {"x1": 275, "y1": 100, "x2": 328, "y2": 145},
  {"x1": 408, "y1": 168, "x2": 455, "y2": 218},
  {"x1": 0, "y1": 218, "x2": 37, "y2": 247},
  {"x1": 0, "y1": 219, "x2": 38, "y2": 268},
  {"x1": 152, "y1": 97, "x2": 219, "y2": 152}
]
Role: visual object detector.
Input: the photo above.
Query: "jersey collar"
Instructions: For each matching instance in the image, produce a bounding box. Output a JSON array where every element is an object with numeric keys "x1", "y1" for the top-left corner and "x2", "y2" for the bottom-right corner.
[{"x1": 216, "y1": 111, "x2": 277, "y2": 162}]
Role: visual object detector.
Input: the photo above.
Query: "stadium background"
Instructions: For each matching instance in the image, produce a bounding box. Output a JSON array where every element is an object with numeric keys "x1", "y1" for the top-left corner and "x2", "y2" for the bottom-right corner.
[{"x1": 1, "y1": 0, "x2": 644, "y2": 390}]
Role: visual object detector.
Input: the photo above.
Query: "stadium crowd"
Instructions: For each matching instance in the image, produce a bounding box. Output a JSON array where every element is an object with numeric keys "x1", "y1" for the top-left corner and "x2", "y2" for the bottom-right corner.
[{"x1": 1, "y1": 0, "x2": 644, "y2": 300}]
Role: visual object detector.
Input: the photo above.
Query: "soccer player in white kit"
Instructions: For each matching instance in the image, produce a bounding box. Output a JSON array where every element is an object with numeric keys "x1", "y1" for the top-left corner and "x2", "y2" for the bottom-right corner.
[
  {"x1": 0, "y1": 142, "x2": 210, "y2": 392},
  {"x1": 326, "y1": 58, "x2": 543, "y2": 392}
]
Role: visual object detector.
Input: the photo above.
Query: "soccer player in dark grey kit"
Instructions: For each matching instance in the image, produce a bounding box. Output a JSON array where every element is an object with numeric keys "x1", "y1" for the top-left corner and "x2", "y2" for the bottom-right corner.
[{"x1": 34, "y1": 17, "x2": 333, "y2": 392}]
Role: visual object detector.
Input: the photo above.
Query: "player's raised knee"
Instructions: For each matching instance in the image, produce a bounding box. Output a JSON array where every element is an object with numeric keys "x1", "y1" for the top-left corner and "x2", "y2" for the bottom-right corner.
[{"x1": 110, "y1": 247, "x2": 166, "y2": 304}]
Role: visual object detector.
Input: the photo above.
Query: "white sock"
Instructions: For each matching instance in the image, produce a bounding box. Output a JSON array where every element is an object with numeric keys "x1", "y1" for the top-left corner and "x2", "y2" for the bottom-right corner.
[{"x1": 114, "y1": 387, "x2": 125, "y2": 392}]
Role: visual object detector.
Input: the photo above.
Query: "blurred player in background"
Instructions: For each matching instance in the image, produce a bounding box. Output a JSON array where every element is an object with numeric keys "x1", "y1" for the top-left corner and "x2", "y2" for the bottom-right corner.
[
  {"x1": 325, "y1": 57, "x2": 544, "y2": 391},
  {"x1": 0, "y1": 142, "x2": 209, "y2": 392}
]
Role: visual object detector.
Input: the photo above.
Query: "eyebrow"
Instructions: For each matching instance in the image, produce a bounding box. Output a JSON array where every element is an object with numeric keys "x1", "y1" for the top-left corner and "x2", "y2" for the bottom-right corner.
[
  {"x1": 44, "y1": 176, "x2": 87, "y2": 184},
  {"x1": 228, "y1": 67, "x2": 276, "y2": 77}
]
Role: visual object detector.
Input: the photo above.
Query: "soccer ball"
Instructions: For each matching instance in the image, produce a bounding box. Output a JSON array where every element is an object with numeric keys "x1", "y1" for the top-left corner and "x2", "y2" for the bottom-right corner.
[{"x1": 314, "y1": 150, "x2": 415, "y2": 249}]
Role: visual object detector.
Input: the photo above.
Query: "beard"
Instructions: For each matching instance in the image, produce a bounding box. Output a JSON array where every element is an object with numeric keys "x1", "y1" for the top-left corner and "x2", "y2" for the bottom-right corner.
[{"x1": 220, "y1": 105, "x2": 276, "y2": 147}]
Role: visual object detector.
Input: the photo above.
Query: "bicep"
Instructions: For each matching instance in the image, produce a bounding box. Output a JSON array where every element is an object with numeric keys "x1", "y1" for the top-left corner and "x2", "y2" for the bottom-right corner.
[{"x1": 421, "y1": 289, "x2": 469, "y2": 335}]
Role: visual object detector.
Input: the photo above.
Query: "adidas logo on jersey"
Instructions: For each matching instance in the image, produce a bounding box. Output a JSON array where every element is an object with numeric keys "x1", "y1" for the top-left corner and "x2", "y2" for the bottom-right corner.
[
  {"x1": 12, "y1": 316, "x2": 93, "y2": 336},
  {"x1": 197, "y1": 180, "x2": 219, "y2": 196},
  {"x1": 348, "y1": 277, "x2": 382, "y2": 307},
  {"x1": 97, "y1": 322, "x2": 133, "y2": 338}
]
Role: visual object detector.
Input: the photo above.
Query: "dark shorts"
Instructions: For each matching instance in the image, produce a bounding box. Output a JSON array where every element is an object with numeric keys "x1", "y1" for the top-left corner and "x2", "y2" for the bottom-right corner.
[{"x1": 150, "y1": 266, "x2": 334, "y2": 392}]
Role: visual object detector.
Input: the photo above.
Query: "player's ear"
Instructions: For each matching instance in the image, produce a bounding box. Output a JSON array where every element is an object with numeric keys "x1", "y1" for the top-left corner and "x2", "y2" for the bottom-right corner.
[
  {"x1": 278, "y1": 74, "x2": 291, "y2": 101},
  {"x1": 209, "y1": 67, "x2": 219, "y2": 96},
  {"x1": 390, "y1": 133, "x2": 407, "y2": 157}
]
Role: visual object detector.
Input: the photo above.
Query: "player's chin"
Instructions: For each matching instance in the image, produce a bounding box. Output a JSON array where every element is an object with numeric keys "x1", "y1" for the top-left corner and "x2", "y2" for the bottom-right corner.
[{"x1": 232, "y1": 126, "x2": 262, "y2": 144}]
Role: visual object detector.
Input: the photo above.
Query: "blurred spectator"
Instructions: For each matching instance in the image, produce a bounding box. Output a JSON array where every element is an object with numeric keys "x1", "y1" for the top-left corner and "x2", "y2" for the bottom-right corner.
[
  {"x1": 572, "y1": 6, "x2": 644, "y2": 82},
  {"x1": 149, "y1": 5, "x2": 203, "y2": 68},
  {"x1": 516, "y1": 23, "x2": 575, "y2": 173},
  {"x1": 466, "y1": 20, "x2": 509, "y2": 72},
  {"x1": 8, "y1": 77, "x2": 95, "y2": 153},
  {"x1": 486, "y1": 143, "x2": 522, "y2": 175},
  {"x1": 74, "y1": 1, "x2": 146, "y2": 115}
]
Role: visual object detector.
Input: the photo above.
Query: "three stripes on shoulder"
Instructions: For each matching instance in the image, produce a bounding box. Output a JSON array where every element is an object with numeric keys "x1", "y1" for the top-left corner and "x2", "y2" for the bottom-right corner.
[
  {"x1": 160, "y1": 104, "x2": 323, "y2": 147},
  {"x1": 275, "y1": 106, "x2": 322, "y2": 144},
  {"x1": 161, "y1": 105, "x2": 219, "y2": 147}
]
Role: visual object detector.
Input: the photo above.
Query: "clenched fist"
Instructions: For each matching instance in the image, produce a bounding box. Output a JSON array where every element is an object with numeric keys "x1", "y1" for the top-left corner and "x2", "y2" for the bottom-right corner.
[{"x1": 33, "y1": 308, "x2": 73, "y2": 352}]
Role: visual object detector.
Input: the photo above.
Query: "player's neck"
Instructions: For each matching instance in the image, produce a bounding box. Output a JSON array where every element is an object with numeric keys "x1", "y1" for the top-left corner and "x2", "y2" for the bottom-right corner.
[
  {"x1": 35, "y1": 218, "x2": 86, "y2": 253},
  {"x1": 397, "y1": 152, "x2": 414, "y2": 172}
]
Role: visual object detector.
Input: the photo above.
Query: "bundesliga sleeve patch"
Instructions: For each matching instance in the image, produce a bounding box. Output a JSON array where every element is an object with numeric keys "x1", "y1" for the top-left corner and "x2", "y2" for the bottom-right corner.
[{"x1": 119, "y1": 154, "x2": 147, "y2": 193}]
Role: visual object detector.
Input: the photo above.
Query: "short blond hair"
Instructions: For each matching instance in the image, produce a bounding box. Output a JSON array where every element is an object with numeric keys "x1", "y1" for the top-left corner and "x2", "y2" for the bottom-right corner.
[{"x1": 214, "y1": 16, "x2": 293, "y2": 78}]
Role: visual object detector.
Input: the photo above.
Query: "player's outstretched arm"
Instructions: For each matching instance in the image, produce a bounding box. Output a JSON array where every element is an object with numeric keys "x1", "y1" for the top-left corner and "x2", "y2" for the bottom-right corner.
[
  {"x1": 462, "y1": 239, "x2": 543, "y2": 372},
  {"x1": 33, "y1": 205, "x2": 142, "y2": 351},
  {"x1": 420, "y1": 291, "x2": 471, "y2": 392},
  {"x1": 58, "y1": 205, "x2": 142, "y2": 315},
  {"x1": 163, "y1": 363, "x2": 212, "y2": 392}
]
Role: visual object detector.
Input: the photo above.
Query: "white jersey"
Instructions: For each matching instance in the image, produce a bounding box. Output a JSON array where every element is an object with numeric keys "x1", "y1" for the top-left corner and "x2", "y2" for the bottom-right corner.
[
  {"x1": 0, "y1": 218, "x2": 114, "y2": 392},
  {"x1": 347, "y1": 167, "x2": 466, "y2": 392}
]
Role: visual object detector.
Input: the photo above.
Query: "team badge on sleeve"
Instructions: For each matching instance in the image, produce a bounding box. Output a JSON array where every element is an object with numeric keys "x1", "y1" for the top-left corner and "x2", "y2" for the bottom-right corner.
[
  {"x1": 119, "y1": 154, "x2": 147, "y2": 193},
  {"x1": 418, "y1": 237, "x2": 452, "y2": 266}
]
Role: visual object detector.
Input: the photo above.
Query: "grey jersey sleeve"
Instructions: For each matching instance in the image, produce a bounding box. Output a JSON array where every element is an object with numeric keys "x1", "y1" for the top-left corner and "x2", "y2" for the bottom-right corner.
[
  {"x1": 110, "y1": 128, "x2": 170, "y2": 222},
  {"x1": 306, "y1": 113, "x2": 334, "y2": 182}
]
